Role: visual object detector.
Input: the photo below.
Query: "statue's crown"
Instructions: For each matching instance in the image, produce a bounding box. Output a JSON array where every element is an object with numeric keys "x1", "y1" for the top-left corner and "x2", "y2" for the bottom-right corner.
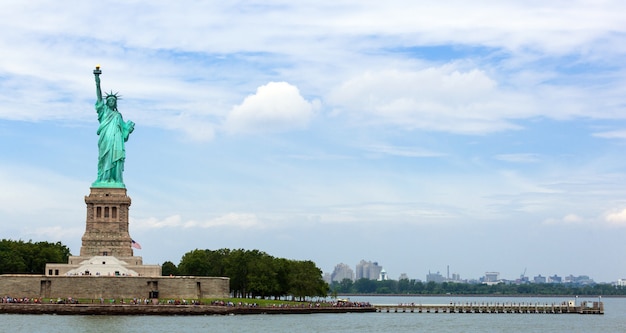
[{"x1": 105, "y1": 90, "x2": 122, "y2": 100}]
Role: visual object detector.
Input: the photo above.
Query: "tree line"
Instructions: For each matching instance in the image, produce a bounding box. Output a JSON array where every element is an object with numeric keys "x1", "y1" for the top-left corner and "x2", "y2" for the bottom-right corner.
[
  {"x1": 330, "y1": 278, "x2": 626, "y2": 296},
  {"x1": 8, "y1": 237, "x2": 618, "y2": 297},
  {"x1": 0, "y1": 239, "x2": 71, "y2": 274},
  {"x1": 163, "y1": 248, "x2": 329, "y2": 299}
]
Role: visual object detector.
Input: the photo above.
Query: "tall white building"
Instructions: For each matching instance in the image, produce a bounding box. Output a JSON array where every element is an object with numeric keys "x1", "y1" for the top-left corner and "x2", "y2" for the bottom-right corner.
[
  {"x1": 330, "y1": 263, "x2": 355, "y2": 282},
  {"x1": 355, "y1": 260, "x2": 383, "y2": 280}
]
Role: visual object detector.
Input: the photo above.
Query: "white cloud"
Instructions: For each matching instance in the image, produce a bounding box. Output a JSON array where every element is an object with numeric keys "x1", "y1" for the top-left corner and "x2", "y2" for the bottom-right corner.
[
  {"x1": 364, "y1": 145, "x2": 445, "y2": 158},
  {"x1": 563, "y1": 214, "x2": 583, "y2": 223},
  {"x1": 27, "y1": 226, "x2": 83, "y2": 241},
  {"x1": 184, "y1": 213, "x2": 260, "y2": 229},
  {"x1": 224, "y1": 82, "x2": 317, "y2": 134},
  {"x1": 5, "y1": 1, "x2": 617, "y2": 57},
  {"x1": 542, "y1": 211, "x2": 626, "y2": 228},
  {"x1": 160, "y1": 113, "x2": 216, "y2": 142},
  {"x1": 543, "y1": 213, "x2": 584, "y2": 225},
  {"x1": 133, "y1": 213, "x2": 261, "y2": 230},
  {"x1": 593, "y1": 130, "x2": 626, "y2": 140},
  {"x1": 605, "y1": 208, "x2": 626, "y2": 226},
  {"x1": 133, "y1": 215, "x2": 184, "y2": 229},
  {"x1": 0, "y1": 2, "x2": 623, "y2": 137},
  {"x1": 328, "y1": 67, "x2": 530, "y2": 134},
  {"x1": 0, "y1": 164, "x2": 86, "y2": 214},
  {"x1": 495, "y1": 153, "x2": 541, "y2": 163}
]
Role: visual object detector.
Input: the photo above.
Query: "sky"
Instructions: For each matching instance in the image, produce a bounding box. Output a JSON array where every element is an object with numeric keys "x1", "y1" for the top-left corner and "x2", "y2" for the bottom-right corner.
[{"x1": 1, "y1": 1, "x2": 626, "y2": 283}]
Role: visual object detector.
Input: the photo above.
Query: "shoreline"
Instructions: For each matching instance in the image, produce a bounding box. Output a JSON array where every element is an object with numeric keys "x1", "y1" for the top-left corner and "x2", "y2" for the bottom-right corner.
[
  {"x1": 0, "y1": 303, "x2": 376, "y2": 316},
  {"x1": 337, "y1": 293, "x2": 616, "y2": 298}
]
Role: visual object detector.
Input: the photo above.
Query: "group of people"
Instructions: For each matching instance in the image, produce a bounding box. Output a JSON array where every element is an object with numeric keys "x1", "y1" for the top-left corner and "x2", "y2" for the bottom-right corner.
[
  {"x1": 1, "y1": 296, "x2": 42, "y2": 304},
  {"x1": 162, "y1": 299, "x2": 201, "y2": 305},
  {"x1": 331, "y1": 300, "x2": 372, "y2": 307},
  {"x1": 208, "y1": 299, "x2": 373, "y2": 308},
  {"x1": 211, "y1": 300, "x2": 257, "y2": 307}
]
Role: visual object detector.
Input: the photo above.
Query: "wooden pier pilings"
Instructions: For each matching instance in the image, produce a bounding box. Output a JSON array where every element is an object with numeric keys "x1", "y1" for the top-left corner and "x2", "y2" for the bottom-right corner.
[{"x1": 374, "y1": 301, "x2": 603, "y2": 315}]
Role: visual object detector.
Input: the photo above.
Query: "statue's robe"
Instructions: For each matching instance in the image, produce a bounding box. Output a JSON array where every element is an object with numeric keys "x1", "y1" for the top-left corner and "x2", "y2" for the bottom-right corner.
[{"x1": 93, "y1": 99, "x2": 133, "y2": 187}]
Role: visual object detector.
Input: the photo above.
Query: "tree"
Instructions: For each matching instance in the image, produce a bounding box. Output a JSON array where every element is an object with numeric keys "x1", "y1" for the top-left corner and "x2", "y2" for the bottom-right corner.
[
  {"x1": 246, "y1": 251, "x2": 278, "y2": 298},
  {"x1": 413, "y1": 281, "x2": 425, "y2": 294},
  {"x1": 397, "y1": 278, "x2": 411, "y2": 294},
  {"x1": 176, "y1": 247, "x2": 329, "y2": 299},
  {"x1": 331, "y1": 278, "x2": 354, "y2": 294},
  {"x1": 353, "y1": 278, "x2": 378, "y2": 293},
  {"x1": 287, "y1": 260, "x2": 328, "y2": 300},
  {"x1": 425, "y1": 281, "x2": 437, "y2": 293},
  {"x1": 161, "y1": 261, "x2": 179, "y2": 276},
  {"x1": 377, "y1": 279, "x2": 398, "y2": 294},
  {"x1": 272, "y1": 258, "x2": 292, "y2": 298},
  {"x1": 178, "y1": 249, "x2": 212, "y2": 276},
  {"x1": 0, "y1": 251, "x2": 26, "y2": 274},
  {"x1": 225, "y1": 249, "x2": 251, "y2": 297},
  {"x1": 204, "y1": 248, "x2": 230, "y2": 276},
  {"x1": 0, "y1": 239, "x2": 70, "y2": 274}
]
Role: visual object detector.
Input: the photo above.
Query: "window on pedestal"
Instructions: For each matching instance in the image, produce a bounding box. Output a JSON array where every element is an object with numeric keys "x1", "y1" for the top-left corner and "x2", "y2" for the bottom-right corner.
[
  {"x1": 96, "y1": 206, "x2": 102, "y2": 218},
  {"x1": 112, "y1": 207, "x2": 117, "y2": 218},
  {"x1": 104, "y1": 207, "x2": 110, "y2": 218}
]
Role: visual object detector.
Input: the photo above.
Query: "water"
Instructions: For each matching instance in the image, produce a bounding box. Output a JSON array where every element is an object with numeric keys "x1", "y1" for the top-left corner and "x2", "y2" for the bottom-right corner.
[{"x1": 2, "y1": 296, "x2": 623, "y2": 332}]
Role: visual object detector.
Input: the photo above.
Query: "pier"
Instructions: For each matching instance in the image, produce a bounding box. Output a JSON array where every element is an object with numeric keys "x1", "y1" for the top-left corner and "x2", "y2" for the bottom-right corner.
[{"x1": 375, "y1": 301, "x2": 603, "y2": 315}]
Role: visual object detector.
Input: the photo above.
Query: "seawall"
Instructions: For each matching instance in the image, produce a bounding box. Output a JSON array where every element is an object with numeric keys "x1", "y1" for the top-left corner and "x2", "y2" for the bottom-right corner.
[{"x1": 0, "y1": 303, "x2": 376, "y2": 315}]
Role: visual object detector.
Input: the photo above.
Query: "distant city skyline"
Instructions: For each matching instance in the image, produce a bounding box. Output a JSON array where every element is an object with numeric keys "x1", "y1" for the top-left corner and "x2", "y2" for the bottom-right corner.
[{"x1": 325, "y1": 261, "x2": 608, "y2": 284}]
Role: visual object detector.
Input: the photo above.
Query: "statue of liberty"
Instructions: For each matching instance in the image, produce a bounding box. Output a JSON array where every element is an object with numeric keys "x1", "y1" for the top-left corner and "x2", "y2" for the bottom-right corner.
[{"x1": 92, "y1": 66, "x2": 135, "y2": 188}]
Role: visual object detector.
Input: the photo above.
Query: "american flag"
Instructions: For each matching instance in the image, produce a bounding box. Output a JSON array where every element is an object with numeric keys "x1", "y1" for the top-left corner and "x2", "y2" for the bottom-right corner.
[{"x1": 131, "y1": 239, "x2": 142, "y2": 250}]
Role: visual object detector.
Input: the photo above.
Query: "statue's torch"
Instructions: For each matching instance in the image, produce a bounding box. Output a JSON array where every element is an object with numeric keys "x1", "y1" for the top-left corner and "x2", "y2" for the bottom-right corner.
[{"x1": 93, "y1": 65, "x2": 102, "y2": 76}]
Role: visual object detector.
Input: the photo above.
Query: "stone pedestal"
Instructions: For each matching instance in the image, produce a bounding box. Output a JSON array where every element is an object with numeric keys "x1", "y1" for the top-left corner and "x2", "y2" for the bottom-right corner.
[
  {"x1": 80, "y1": 187, "x2": 133, "y2": 257},
  {"x1": 47, "y1": 187, "x2": 161, "y2": 277}
]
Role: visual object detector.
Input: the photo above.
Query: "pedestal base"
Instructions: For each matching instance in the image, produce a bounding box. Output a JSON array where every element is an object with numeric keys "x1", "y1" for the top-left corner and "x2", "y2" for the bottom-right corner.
[{"x1": 80, "y1": 187, "x2": 133, "y2": 257}]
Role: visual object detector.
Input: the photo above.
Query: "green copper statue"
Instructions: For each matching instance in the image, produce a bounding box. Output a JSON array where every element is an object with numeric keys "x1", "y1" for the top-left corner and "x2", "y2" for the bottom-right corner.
[{"x1": 92, "y1": 66, "x2": 135, "y2": 188}]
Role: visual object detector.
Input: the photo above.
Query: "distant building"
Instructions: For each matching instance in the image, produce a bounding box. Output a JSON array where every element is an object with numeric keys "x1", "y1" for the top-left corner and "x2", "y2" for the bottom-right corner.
[
  {"x1": 426, "y1": 271, "x2": 444, "y2": 283},
  {"x1": 330, "y1": 263, "x2": 354, "y2": 282},
  {"x1": 484, "y1": 272, "x2": 500, "y2": 284},
  {"x1": 616, "y1": 279, "x2": 626, "y2": 287},
  {"x1": 533, "y1": 274, "x2": 547, "y2": 283},
  {"x1": 398, "y1": 273, "x2": 410, "y2": 280},
  {"x1": 355, "y1": 260, "x2": 383, "y2": 280},
  {"x1": 564, "y1": 275, "x2": 594, "y2": 285},
  {"x1": 378, "y1": 269, "x2": 388, "y2": 281},
  {"x1": 450, "y1": 273, "x2": 462, "y2": 282},
  {"x1": 548, "y1": 275, "x2": 562, "y2": 283}
]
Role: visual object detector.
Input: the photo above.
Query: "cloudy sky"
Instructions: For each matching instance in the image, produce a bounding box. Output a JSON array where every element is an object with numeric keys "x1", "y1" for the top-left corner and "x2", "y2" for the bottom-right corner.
[{"x1": 1, "y1": 1, "x2": 626, "y2": 282}]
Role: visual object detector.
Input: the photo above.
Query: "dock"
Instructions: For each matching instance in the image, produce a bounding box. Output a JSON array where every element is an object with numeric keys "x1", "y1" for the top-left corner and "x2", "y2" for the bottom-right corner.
[{"x1": 375, "y1": 301, "x2": 603, "y2": 315}]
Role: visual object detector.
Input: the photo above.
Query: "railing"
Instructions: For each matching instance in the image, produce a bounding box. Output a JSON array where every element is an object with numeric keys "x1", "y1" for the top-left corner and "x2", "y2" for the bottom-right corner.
[{"x1": 374, "y1": 301, "x2": 603, "y2": 315}]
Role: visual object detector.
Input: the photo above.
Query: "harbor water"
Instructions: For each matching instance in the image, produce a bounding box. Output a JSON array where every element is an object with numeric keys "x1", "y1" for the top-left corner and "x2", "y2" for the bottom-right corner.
[{"x1": 2, "y1": 296, "x2": 623, "y2": 332}]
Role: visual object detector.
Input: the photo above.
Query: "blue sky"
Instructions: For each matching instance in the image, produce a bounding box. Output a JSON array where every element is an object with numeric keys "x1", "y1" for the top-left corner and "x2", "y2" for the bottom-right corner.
[{"x1": 1, "y1": 1, "x2": 626, "y2": 282}]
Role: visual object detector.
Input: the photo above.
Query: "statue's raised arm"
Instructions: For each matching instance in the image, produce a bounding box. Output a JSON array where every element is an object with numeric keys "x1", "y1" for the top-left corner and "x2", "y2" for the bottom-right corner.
[
  {"x1": 94, "y1": 65, "x2": 102, "y2": 103},
  {"x1": 91, "y1": 65, "x2": 134, "y2": 189}
]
